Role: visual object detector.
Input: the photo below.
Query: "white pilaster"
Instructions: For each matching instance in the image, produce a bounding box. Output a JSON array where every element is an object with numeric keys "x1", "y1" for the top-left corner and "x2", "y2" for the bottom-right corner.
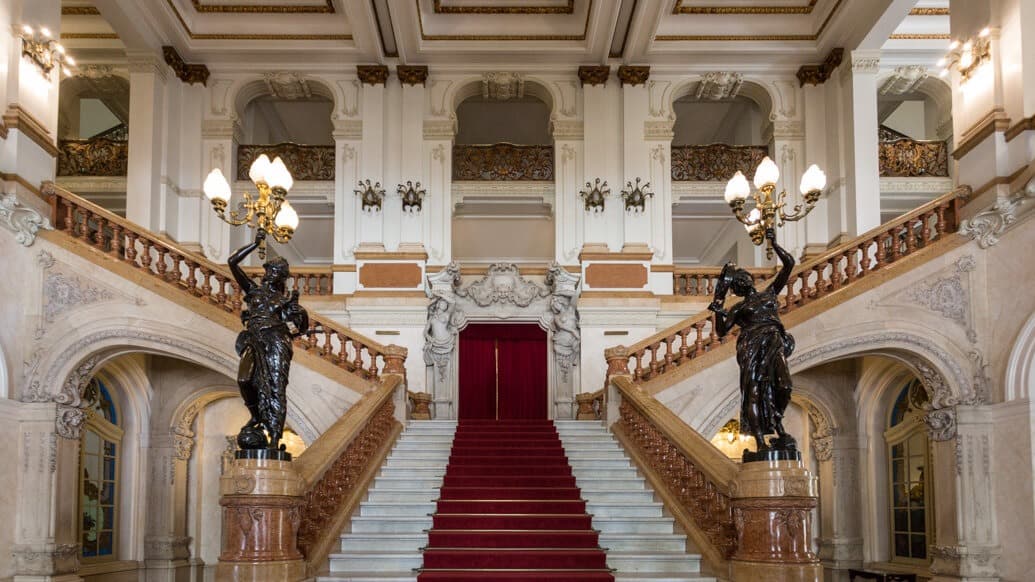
[
  {"x1": 583, "y1": 82, "x2": 622, "y2": 250},
  {"x1": 125, "y1": 52, "x2": 169, "y2": 232},
  {"x1": 839, "y1": 50, "x2": 883, "y2": 236}
]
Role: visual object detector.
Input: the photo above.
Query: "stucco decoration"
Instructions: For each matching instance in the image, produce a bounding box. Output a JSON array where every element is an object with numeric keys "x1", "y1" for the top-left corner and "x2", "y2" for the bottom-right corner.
[
  {"x1": 456, "y1": 263, "x2": 550, "y2": 308},
  {"x1": 959, "y1": 177, "x2": 1034, "y2": 248},
  {"x1": 873, "y1": 255, "x2": 977, "y2": 343},
  {"x1": 482, "y1": 72, "x2": 524, "y2": 100},
  {"x1": 695, "y1": 72, "x2": 743, "y2": 100},
  {"x1": 0, "y1": 192, "x2": 51, "y2": 246}
]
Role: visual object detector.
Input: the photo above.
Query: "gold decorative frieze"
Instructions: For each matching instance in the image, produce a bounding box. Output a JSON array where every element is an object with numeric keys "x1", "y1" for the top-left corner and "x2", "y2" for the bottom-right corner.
[
  {"x1": 162, "y1": 46, "x2": 209, "y2": 86},
  {"x1": 397, "y1": 65, "x2": 428, "y2": 86},
  {"x1": 237, "y1": 143, "x2": 335, "y2": 182},
  {"x1": 578, "y1": 65, "x2": 610, "y2": 86},
  {"x1": 617, "y1": 65, "x2": 649, "y2": 86},
  {"x1": 191, "y1": 0, "x2": 335, "y2": 13},
  {"x1": 796, "y1": 47, "x2": 844, "y2": 87},
  {"x1": 416, "y1": 0, "x2": 593, "y2": 41},
  {"x1": 357, "y1": 65, "x2": 389, "y2": 86},
  {"x1": 673, "y1": 0, "x2": 817, "y2": 14},
  {"x1": 433, "y1": 0, "x2": 574, "y2": 14},
  {"x1": 61, "y1": 6, "x2": 101, "y2": 15},
  {"x1": 164, "y1": 0, "x2": 351, "y2": 41},
  {"x1": 452, "y1": 144, "x2": 554, "y2": 181},
  {"x1": 909, "y1": 7, "x2": 950, "y2": 16},
  {"x1": 671, "y1": 144, "x2": 769, "y2": 182},
  {"x1": 878, "y1": 127, "x2": 949, "y2": 178}
]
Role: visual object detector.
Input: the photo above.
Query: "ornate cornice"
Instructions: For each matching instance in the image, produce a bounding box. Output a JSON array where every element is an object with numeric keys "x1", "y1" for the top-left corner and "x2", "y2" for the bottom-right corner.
[
  {"x1": 423, "y1": 119, "x2": 457, "y2": 140},
  {"x1": 909, "y1": 7, "x2": 950, "y2": 16},
  {"x1": 162, "y1": 46, "x2": 209, "y2": 86},
  {"x1": 617, "y1": 65, "x2": 650, "y2": 87},
  {"x1": 551, "y1": 120, "x2": 583, "y2": 140},
  {"x1": 397, "y1": 65, "x2": 428, "y2": 86},
  {"x1": 673, "y1": 0, "x2": 818, "y2": 14},
  {"x1": 578, "y1": 65, "x2": 610, "y2": 86},
  {"x1": 62, "y1": 6, "x2": 100, "y2": 15},
  {"x1": 357, "y1": 65, "x2": 390, "y2": 86},
  {"x1": 796, "y1": 47, "x2": 844, "y2": 87}
]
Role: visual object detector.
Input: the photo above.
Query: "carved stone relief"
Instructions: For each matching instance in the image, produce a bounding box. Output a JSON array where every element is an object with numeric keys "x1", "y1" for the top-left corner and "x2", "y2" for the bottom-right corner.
[
  {"x1": 880, "y1": 66, "x2": 929, "y2": 96},
  {"x1": 872, "y1": 255, "x2": 977, "y2": 343},
  {"x1": 960, "y1": 177, "x2": 1035, "y2": 248},
  {"x1": 482, "y1": 72, "x2": 524, "y2": 100},
  {"x1": 0, "y1": 192, "x2": 51, "y2": 246},
  {"x1": 263, "y1": 72, "x2": 312, "y2": 99},
  {"x1": 695, "y1": 72, "x2": 743, "y2": 100}
]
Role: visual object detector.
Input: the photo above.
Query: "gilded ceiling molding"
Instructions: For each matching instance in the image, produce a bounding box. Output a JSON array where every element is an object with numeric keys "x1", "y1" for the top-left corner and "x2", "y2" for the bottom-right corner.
[
  {"x1": 60, "y1": 33, "x2": 119, "y2": 40},
  {"x1": 162, "y1": 46, "x2": 210, "y2": 86},
  {"x1": 661, "y1": 0, "x2": 844, "y2": 42},
  {"x1": 164, "y1": 0, "x2": 351, "y2": 41},
  {"x1": 617, "y1": 65, "x2": 649, "y2": 87},
  {"x1": 61, "y1": 6, "x2": 101, "y2": 15},
  {"x1": 433, "y1": 0, "x2": 574, "y2": 14},
  {"x1": 673, "y1": 0, "x2": 817, "y2": 14},
  {"x1": 190, "y1": 0, "x2": 335, "y2": 13},
  {"x1": 577, "y1": 65, "x2": 610, "y2": 86},
  {"x1": 357, "y1": 65, "x2": 390, "y2": 86},
  {"x1": 796, "y1": 47, "x2": 844, "y2": 87},
  {"x1": 397, "y1": 65, "x2": 429, "y2": 86},
  {"x1": 416, "y1": 0, "x2": 593, "y2": 41},
  {"x1": 888, "y1": 34, "x2": 951, "y2": 40},
  {"x1": 909, "y1": 7, "x2": 950, "y2": 16}
]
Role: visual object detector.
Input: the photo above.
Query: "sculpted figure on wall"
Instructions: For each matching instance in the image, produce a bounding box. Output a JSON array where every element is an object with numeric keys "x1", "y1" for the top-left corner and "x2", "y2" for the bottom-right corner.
[
  {"x1": 424, "y1": 291, "x2": 464, "y2": 381},
  {"x1": 228, "y1": 230, "x2": 310, "y2": 457},
  {"x1": 708, "y1": 228, "x2": 798, "y2": 461}
]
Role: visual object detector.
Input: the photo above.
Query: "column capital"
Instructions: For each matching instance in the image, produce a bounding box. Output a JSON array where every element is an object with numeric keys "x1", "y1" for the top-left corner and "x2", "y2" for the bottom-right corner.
[
  {"x1": 578, "y1": 65, "x2": 611, "y2": 86},
  {"x1": 397, "y1": 65, "x2": 428, "y2": 86},
  {"x1": 617, "y1": 65, "x2": 650, "y2": 87},
  {"x1": 126, "y1": 50, "x2": 169, "y2": 82},
  {"x1": 162, "y1": 45, "x2": 210, "y2": 86},
  {"x1": 358, "y1": 65, "x2": 390, "y2": 86},
  {"x1": 796, "y1": 47, "x2": 844, "y2": 87},
  {"x1": 847, "y1": 50, "x2": 881, "y2": 75}
]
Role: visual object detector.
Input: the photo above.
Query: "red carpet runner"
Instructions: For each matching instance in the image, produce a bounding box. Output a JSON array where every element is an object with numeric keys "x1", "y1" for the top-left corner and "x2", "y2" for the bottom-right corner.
[{"x1": 418, "y1": 419, "x2": 614, "y2": 581}]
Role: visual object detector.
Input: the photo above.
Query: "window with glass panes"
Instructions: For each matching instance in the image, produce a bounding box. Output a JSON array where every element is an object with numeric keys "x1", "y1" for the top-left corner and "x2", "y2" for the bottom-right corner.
[
  {"x1": 885, "y1": 379, "x2": 932, "y2": 564},
  {"x1": 79, "y1": 378, "x2": 122, "y2": 561}
]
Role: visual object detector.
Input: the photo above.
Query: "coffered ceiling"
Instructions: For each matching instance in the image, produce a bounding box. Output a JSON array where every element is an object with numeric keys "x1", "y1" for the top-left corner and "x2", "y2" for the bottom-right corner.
[{"x1": 60, "y1": 0, "x2": 946, "y2": 70}]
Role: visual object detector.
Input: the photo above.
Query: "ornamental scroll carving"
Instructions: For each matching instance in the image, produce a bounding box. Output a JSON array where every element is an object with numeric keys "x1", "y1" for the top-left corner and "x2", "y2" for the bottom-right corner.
[
  {"x1": 237, "y1": 143, "x2": 335, "y2": 181},
  {"x1": 57, "y1": 138, "x2": 128, "y2": 177},
  {"x1": 456, "y1": 263, "x2": 550, "y2": 308},
  {"x1": 452, "y1": 144, "x2": 554, "y2": 181},
  {"x1": 671, "y1": 144, "x2": 769, "y2": 182},
  {"x1": 878, "y1": 128, "x2": 949, "y2": 178}
]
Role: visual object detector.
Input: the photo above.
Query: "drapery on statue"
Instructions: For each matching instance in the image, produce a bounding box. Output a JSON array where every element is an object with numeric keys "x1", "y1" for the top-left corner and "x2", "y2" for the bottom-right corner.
[
  {"x1": 708, "y1": 228, "x2": 799, "y2": 461},
  {"x1": 228, "y1": 230, "x2": 310, "y2": 458}
]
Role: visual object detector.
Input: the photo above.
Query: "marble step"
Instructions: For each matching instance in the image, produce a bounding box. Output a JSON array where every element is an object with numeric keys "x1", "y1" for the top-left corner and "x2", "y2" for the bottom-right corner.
[
  {"x1": 600, "y1": 533, "x2": 688, "y2": 553},
  {"x1": 367, "y1": 489, "x2": 451, "y2": 503},
  {"x1": 328, "y1": 551, "x2": 423, "y2": 572},
  {"x1": 317, "y1": 574, "x2": 416, "y2": 582},
  {"x1": 339, "y1": 533, "x2": 428, "y2": 553},
  {"x1": 608, "y1": 552, "x2": 702, "y2": 573},
  {"x1": 577, "y1": 489, "x2": 656, "y2": 503},
  {"x1": 586, "y1": 502, "x2": 664, "y2": 518},
  {"x1": 571, "y1": 476, "x2": 647, "y2": 490},
  {"x1": 592, "y1": 517, "x2": 676, "y2": 534},
  {"x1": 372, "y1": 476, "x2": 445, "y2": 489},
  {"x1": 359, "y1": 501, "x2": 436, "y2": 517},
  {"x1": 349, "y1": 515, "x2": 433, "y2": 534}
]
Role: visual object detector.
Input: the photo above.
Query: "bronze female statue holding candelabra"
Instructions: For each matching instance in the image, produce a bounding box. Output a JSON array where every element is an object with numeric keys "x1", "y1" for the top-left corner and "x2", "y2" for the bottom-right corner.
[
  {"x1": 708, "y1": 228, "x2": 799, "y2": 461},
  {"x1": 228, "y1": 230, "x2": 309, "y2": 458}
]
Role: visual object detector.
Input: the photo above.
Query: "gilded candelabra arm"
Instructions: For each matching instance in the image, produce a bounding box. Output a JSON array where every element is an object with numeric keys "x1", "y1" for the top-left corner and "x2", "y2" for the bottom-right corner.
[
  {"x1": 778, "y1": 189, "x2": 822, "y2": 224},
  {"x1": 214, "y1": 191, "x2": 257, "y2": 227}
]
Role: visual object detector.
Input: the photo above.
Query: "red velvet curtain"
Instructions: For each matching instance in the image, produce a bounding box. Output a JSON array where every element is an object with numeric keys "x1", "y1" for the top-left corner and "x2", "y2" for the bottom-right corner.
[{"x1": 458, "y1": 324, "x2": 548, "y2": 420}]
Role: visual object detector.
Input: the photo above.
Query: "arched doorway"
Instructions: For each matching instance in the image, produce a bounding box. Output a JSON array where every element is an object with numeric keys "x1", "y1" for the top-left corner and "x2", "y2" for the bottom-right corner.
[{"x1": 457, "y1": 323, "x2": 548, "y2": 420}]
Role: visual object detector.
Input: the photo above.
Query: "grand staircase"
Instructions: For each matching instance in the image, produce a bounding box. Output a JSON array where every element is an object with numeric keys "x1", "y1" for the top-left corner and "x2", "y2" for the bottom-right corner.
[{"x1": 321, "y1": 419, "x2": 714, "y2": 582}]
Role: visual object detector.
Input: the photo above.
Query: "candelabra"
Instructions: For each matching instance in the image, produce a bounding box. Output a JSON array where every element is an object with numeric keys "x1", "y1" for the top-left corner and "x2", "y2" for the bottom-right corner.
[
  {"x1": 203, "y1": 154, "x2": 299, "y2": 259},
  {"x1": 724, "y1": 156, "x2": 826, "y2": 259},
  {"x1": 938, "y1": 27, "x2": 991, "y2": 81},
  {"x1": 19, "y1": 25, "x2": 74, "y2": 77}
]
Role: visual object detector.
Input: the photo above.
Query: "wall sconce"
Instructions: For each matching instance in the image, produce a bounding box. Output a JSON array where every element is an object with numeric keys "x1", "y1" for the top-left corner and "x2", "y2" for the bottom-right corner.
[
  {"x1": 398, "y1": 181, "x2": 426, "y2": 213},
  {"x1": 19, "y1": 24, "x2": 75, "y2": 78},
  {"x1": 620, "y1": 178, "x2": 653, "y2": 213},
  {"x1": 579, "y1": 178, "x2": 610, "y2": 212},
  {"x1": 938, "y1": 27, "x2": 991, "y2": 81},
  {"x1": 355, "y1": 179, "x2": 385, "y2": 212}
]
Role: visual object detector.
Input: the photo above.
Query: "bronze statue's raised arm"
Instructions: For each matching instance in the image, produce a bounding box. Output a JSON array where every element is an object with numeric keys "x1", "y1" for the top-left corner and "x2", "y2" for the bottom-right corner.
[
  {"x1": 766, "y1": 228, "x2": 795, "y2": 296},
  {"x1": 228, "y1": 231, "x2": 264, "y2": 292}
]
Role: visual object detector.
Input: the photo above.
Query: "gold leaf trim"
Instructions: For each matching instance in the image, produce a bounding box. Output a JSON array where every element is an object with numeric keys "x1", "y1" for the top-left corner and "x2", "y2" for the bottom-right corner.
[
  {"x1": 433, "y1": 0, "x2": 574, "y2": 14},
  {"x1": 60, "y1": 33, "x2": 120, "y2": 40},
  {"x1": 672, "y1": 0, "x2": 817, "y2": 15},
  {"x1": 417, "y1": 0, "x2": 592, "y2": 41},
  {"x1": 658, "y1": 0, "x2": 843, "y2": 42},
  {"x1": 909, "y1": 7, "x2": 950, "y2": 16},
  {"x1": 61, "y1": 7, "x2": 101, "y2": 15},
  {"x1": 190, "y1": 0, "x2": 335, "y2": 13},
  {"x1": 165, "y1": 0, "x2": 352, "y2": 41},
  {"x1": 888, "y1": 33, "x2": 951, "y2": 40}
]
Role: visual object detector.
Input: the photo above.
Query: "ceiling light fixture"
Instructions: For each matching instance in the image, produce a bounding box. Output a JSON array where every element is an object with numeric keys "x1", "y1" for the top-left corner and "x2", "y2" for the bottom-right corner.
[{"x1": 19, "y1": 24, "x2": 74, "y2": 78}]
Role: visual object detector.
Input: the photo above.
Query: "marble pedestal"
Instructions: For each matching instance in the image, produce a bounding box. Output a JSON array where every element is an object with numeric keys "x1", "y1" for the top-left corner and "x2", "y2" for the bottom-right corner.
[
  {"x1": 215, "y1": 457, "x2": 305, "y2": 582},
  {"x1": 729, "y1": 459, "x2": 822, "y2": 582}
]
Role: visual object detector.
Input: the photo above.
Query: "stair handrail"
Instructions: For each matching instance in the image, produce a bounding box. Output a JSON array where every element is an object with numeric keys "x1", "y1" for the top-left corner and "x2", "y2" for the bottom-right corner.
[
  {"x1": 240, "y1": 265, "x2": 334, "y2": 296},
  {"x1": 42, "y1": 182, "x2": 398, "y2": 386},
  {"x1": 294, "y1": 374, "x2": 404, "y2": 575},
  {"x1": 606, "y1": 186, "x2": 970, "y2": 389},
  {"x1": 672, "y1": 266, "x2": 774, "y2": 296},
  {"x1": 609, "y1": 375, "x2": 738, "y2": 573}
]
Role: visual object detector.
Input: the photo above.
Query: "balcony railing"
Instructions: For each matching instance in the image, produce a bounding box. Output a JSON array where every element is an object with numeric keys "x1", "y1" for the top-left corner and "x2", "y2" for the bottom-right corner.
[
  {"x1": 673, "y1": 267, "x2": 774, "y2": 297},
  {"x1": 452, "y1": 143, "x2": 554, "y2": 181},
  {"x1": 237, "y1": 142, "x2": 336, "y2": 181},
  {"x1": 878, "y1": 126, "x2": 949, "y2": 178},
  {"x1": 671, "y1": 144, "x2": 769, "y2": 182},
  {"x1": 57, "y1": 137, "x2": 128, "y2": 177}
]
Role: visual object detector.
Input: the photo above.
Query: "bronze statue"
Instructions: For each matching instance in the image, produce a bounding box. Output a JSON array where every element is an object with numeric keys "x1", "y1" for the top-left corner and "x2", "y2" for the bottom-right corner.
[
  {"x1": 708, "y1": 228, "x2": 798, "y2": 461},
  {"x1": 228, "y1": 230, "x2": 309, "y2": 457}
]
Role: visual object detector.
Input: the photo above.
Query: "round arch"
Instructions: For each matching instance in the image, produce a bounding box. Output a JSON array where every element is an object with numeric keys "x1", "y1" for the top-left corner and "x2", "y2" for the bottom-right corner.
[
  {"x1": 1005, "y1": 310, "x2": 1035, "y2": 401},
  {"x1": 665, "y1": 76, "x2": 776, "y2": 123},
  {"x1": 232, "y1": 75, "x2": 338, "y2": 123},
  {"x1": 448, "y1": 75, "x2": 559, "y2": 121}
]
